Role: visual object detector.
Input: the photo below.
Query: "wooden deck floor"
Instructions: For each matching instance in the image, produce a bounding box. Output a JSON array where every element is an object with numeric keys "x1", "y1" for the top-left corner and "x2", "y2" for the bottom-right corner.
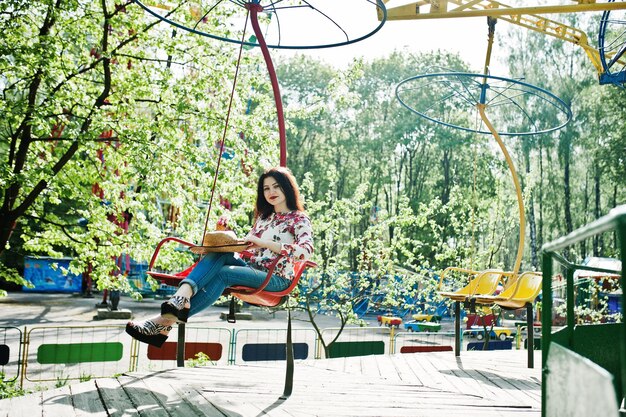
[{"x1": 1, "y1": 350, "x2": 541, "y2": 417}]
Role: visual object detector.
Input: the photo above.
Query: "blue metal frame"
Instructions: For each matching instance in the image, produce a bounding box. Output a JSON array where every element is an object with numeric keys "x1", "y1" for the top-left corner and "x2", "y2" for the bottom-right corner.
[
  {"x1": 598, "y1": 0, "x2": 626, "y2": 87},
  {"x1": 133, "y1": 0, "x2": 387, "y2": 50},
  {"x1": 396, "y1": 72, "x2": 572, "y2": 136}
]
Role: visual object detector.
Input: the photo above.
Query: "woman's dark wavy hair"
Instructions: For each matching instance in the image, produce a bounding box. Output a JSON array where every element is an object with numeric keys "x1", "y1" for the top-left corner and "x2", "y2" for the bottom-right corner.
[{"x1": 255, "y1": 167, "x2": 304, "y2": 219}]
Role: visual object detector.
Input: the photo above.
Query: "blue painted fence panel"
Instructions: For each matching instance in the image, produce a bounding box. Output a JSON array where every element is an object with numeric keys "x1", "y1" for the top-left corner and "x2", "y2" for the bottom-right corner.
[
  {"x1": 467, "y1": 340, "x2": 513, "y2": 351},
  {"x1": 242, "y1": 343, "x2": 309, "y2": 361}
]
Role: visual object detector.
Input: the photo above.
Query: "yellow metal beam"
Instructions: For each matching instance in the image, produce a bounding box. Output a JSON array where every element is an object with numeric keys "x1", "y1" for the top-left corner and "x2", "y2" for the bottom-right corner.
[
  {"x1": 498, "y1": 10, "x2": 605, "y2": 74},
  {"x1": 380, "y1": 0, "x2": 626, "y2": 76},
  {"x1": 477, "y1": 104, "x2": 525, "y2": 276},
  {"x1": 383, "y1": 1, "x2": 626, "y2": 20}
]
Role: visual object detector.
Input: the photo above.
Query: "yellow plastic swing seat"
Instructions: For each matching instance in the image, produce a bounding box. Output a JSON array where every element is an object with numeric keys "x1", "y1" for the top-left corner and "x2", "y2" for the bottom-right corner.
[
  {"x1": 473, "y1": 271, "x2": 542, "y2": 310},
  {"x1": 437, "y1": 268, "x2": 508, "y2": 302}
]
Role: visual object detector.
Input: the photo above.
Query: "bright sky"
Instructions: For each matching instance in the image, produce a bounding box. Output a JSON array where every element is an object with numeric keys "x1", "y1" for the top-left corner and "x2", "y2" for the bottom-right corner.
[{"x1": 274, "y1": 2, "x2": 511, "y2": 74}]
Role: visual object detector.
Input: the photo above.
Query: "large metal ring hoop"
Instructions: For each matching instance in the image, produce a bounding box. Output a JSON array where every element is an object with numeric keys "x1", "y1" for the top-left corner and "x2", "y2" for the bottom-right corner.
[
  {"x1": 598, "y1": 0, "x2": 626, "y2": 86},
  {"x1": 396, "y1": 73, "x2": 572, "y2": 136},
  {"x1": 134, "y1": 0, "x2": 387, "y2": 50}
]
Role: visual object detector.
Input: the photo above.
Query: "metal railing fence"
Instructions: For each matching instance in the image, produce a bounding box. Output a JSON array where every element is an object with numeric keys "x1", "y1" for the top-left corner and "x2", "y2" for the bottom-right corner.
[
  {"x1": 541, "y1": 205, "x2": 625, "y2": 416},
  {"x1": 3, "y1": 318, "x2": 535, "y2": 389}
]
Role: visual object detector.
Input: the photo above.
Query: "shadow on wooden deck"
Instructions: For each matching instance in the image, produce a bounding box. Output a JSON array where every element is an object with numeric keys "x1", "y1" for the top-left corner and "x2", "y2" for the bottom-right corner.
[{"x1": 1, "y1": 350, "x2": 541, "y2": 417}]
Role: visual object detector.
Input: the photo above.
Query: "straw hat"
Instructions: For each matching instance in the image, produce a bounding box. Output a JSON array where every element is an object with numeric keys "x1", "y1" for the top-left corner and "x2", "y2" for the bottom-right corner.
[{"x1": 190, "y1": 231, "x2": 248, "y2": 254}]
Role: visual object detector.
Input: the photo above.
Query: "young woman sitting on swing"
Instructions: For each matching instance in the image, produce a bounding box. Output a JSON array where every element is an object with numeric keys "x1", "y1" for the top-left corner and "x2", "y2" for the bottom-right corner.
[{"x1": 126, "y1": 166, "x2": 314, "y2": 347}]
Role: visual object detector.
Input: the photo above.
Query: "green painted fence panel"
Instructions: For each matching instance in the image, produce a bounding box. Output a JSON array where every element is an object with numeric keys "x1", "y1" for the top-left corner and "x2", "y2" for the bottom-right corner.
[
  {"x1": 545, "y1": 343, "x2": 618, "y2": 417},
  {"x1": 37, "y1": 342, "x2": 123, "y2": 364},
  {"x1": 327, "y1": 341, "x2": 385, "y2": 358},
  {"x1": 551, "y1": 323, "x2": 622, "y2": 402}
]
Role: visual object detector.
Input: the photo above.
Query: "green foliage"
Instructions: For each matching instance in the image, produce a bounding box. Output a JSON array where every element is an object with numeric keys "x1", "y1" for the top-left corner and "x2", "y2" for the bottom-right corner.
[
  {"x1": 569, "y1": 277, "x2": 623, "y2": 324},
  {"x1": 55, "y1": 371, "x2": 69, "y2": 388},
  {"x1": 1, "y1": 2, "x2": 622, "y2": 336},
  {"x1": 277, "y1": 38, "x2": 623, "y2": 338},
  {"x1": 186, "y1": 352, "x2": 215, "y2": 367},
  {"x1": 0, "y1": 373, "x2": 28, "y2": 399},
  {"x1": 0, "y1": 263, "x2": 29, "y2": 289},
  {"x1": 1, "y1": 1, "x2": 276, "y2": 292}
]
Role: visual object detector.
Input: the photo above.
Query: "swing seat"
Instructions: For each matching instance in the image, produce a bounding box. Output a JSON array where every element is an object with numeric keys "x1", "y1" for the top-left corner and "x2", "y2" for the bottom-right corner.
[
  {"x1": 146, "y1": 237, "x2": 198, "y2": 286},
  {"x1": 146, "y1": 236, "x2": 316, "y2": 307},
  {"x1": 225, "y1": 258, "x2": 317, "y2": 307},
  {"x1": 473, "y1": 271, "x2": 542, "y2": 310},
  {"x1": 471, "y1": 271, "x2": 542, "y2": 369},
  {"x1": 437, "y1": 267, "x2": 509, "y2": 302},
  {"x1": 145, "y1": 234, "x2": 317, "y2": 398}
]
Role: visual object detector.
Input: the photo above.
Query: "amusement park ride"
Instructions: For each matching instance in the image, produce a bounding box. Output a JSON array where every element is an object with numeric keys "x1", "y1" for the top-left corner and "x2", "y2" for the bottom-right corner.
[
  {"x1": 130, "y1": 0, "x2": 624, "y2": 403},
  {"x1": 378, "y1": 3, "x2": 625, "y2": 413},
  {"x1": 380, "y1": 0, "x2": 626, "y2": 85},
  {"x1": 379, "y1": 0, "x2": 625, "y2": 368},
  {"x1": 133, "y1": 0, "x2": 387, "y2": 398}
]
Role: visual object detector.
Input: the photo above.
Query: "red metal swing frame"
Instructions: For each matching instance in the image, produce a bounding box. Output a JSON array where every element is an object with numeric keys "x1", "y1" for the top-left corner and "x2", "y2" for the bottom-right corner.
[
  {"x1": 146, "y1": 236, "x2": 316, "y2": 307},
  {"x1": 143, "y1": 2, "x2": 316, "y2": 305},
  {"x1": 146, "y1": 235, "x2": 316, "y2": 400},
  {"x1": 140, "y1": 3, "x2": 315, "y2": 398}
]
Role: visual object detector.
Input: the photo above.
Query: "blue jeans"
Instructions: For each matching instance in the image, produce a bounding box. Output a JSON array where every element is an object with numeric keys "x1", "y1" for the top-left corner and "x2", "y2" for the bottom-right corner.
[{"x1": 180, "y1": 252, "x2": 290, "y2": 317}]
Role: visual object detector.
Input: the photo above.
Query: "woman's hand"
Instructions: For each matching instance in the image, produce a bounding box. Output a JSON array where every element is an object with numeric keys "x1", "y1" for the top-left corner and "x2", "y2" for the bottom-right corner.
[
  {"x1": 245, "y1": 235, "x2": 282, "y2": 254},
  {"x1": 245, "y1": 235, "x2": 264, "y2": 250}
]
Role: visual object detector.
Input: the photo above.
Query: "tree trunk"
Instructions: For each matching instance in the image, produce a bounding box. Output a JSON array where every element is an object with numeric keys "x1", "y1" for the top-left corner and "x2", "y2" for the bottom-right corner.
[
  {"x1": 562, "y1": 135, "x2": 573, "y2": 235},
  {"x1": 0, "y1": 0, "x2": 114, "y2": 255},
  {"x1": 0, "y1": 1, "x2": 61, "y2": 254},
  {"x1": 613, "y1": 185, "x2": 618, "y2": 255},
  {"x1": 441, "y1": 148, "x2": 451, "y2": 205},
  {"x1": 538, "y1": 140, "x2": 544, "y2": 246},
  {"x1": 593, "y1": 163, "x2": 602, "y2": 256},
  {"x1": 395, "y1": 150, "x2": 405, "y2": 215},
  {"x1": 412, "y1": 141, "x2": 429, "y2": 207},
  {"x1": 581, "y1": 172, "x2": 589, "y2": 258},
  {"x1": 524, "y1": 146, "x2": 538, "y2": 270}
]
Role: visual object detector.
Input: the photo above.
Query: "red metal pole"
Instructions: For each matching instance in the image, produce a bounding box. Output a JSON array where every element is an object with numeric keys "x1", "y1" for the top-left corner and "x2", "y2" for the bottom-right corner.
[{"x1": 247, "y1": 3, "x2": 287, "y2": 167}]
